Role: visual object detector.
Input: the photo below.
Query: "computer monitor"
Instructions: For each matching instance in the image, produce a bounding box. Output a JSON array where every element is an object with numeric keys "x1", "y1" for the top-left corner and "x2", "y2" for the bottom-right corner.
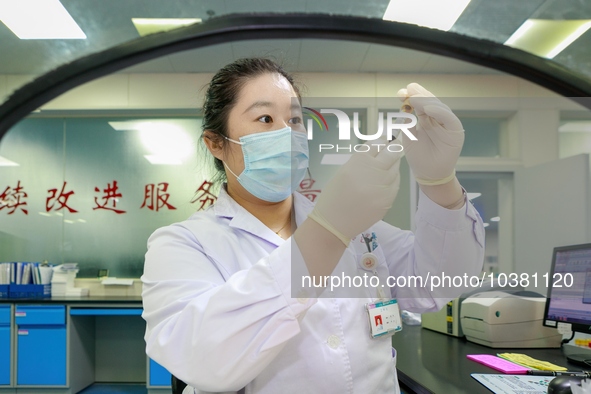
[{"x1": 543, "y1": 243, "x2": 591, "y2": 365}]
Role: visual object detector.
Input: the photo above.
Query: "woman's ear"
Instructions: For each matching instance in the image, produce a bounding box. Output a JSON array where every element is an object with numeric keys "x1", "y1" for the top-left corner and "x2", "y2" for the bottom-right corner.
[{"x1": 203, "y1": 130, "x2": 224, "y2": 160}]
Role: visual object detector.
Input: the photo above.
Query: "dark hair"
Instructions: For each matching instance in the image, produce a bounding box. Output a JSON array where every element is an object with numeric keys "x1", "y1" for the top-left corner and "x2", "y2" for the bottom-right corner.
[{"x1": 201, "y1": 58, "x2": 301, "y2": 182}]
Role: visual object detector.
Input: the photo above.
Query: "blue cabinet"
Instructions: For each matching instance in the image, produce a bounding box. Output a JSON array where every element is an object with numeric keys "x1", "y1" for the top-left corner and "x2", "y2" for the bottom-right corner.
[
  {"x1": 0, "y1": 306, "x2": 10, "y2": 385},
  {"x1": 16, "y1": 305, "x2": 67, "y2": 386},
  {"x1": 149, "y1": 358, "x2": 172, "y2": 386}
]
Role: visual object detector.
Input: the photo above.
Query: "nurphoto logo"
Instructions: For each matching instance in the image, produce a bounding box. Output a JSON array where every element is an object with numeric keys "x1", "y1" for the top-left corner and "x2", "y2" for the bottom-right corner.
[{"x1": 304, "y1": 108, "x2": 418, "y2": 153}]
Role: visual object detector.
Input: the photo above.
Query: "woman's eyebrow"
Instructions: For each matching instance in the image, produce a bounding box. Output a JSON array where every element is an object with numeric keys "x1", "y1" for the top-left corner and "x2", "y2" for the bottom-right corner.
[{"x1": 243, "y1": 101, "x2": 274, "y2": 114}]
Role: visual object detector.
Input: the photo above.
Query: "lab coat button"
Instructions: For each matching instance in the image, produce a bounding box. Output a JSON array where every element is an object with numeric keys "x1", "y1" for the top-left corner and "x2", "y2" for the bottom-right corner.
[
  {"x1": 327, "y1": 335, "x2": 340, "y2": 349},
  {"x1": 296, "y1": 290, "x2": 309, "y2": 303}
]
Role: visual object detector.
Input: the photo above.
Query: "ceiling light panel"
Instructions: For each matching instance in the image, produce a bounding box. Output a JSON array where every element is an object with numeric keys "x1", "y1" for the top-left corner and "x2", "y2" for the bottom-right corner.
[
  {"x1": 108, "y1": 119, "x2": 196, "y2": 166},
  {"x1": 505, "y1": 19, "x2": 591, "y2": 59},
  {"x1": 132, "y1": 18, "x2": 201, "y2": 37},
  {"x1": 144, "y1": 155, "x2": 183, "y2": 165},
  {"x1": 383, "y1": 0, "x2": 471, "y2": 31},
  {"x1": 559, "y1": 121, "x2": 591, "y2": 132},
  {"x1": 0, "y1": 155, "x2": 19, "y2": 166},
  {"x1": 0, "y1": 0, "x2": 86, "y2": 39}
]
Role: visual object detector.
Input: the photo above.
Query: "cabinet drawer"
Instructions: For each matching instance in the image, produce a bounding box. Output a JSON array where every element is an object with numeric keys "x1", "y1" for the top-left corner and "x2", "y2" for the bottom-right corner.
[
  {"x1": 17, "y1": 326, "x2": 66, "y2": 385},
  {"x1": 149, "y1": 358, "x2": 172, "y2": 386},
  {"x1": 0, "y1": 306, "x2": 9, "y2": 325},
  {"x1": 0, "y1": 326, "x2": 9, "y2": 385},
  {"x1": 15, "y1": 305, "x2": 65, "y2": 326}
]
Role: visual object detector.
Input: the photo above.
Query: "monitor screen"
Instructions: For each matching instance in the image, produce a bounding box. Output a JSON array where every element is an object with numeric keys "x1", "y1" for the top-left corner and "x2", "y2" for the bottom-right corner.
[{"x1": 544, "y1": 243, "x2": 591, "y2": 333}]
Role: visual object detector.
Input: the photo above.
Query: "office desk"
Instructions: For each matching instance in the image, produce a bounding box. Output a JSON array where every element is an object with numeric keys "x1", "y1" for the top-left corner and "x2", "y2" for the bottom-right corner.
[
  {"x1": 0, "y1": 297, "x2": 170, "y2": 394},
  {"x1": 392, "y1": 325, "x2": 585, "y2": 394}
]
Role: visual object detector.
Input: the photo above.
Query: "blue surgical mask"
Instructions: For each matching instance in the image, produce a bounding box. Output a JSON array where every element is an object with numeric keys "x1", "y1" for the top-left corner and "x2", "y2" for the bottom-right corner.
[{"x1": 223, "y1": 127, "x2": 309, "y2": 202}]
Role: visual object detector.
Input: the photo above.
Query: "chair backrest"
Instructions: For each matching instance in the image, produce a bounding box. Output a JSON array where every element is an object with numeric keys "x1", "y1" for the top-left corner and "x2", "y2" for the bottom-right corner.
[{"x1": 171, "y1": 375, "x2": 188, "y2": 394}]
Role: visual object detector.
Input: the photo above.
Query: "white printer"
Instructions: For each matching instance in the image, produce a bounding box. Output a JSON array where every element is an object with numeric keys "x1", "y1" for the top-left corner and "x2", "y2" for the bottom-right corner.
[
  {"x1": 421, "y1": 280, "x2": 523, "y2": 337},
  {"x1": 460, "y1": 290, "x2": 562, "y2": 348}
]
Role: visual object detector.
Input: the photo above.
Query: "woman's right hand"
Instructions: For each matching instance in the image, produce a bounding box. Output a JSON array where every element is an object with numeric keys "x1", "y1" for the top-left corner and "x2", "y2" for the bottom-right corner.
[{"x1": 308, "y1": 140, "x2": 403, "y2": 246}]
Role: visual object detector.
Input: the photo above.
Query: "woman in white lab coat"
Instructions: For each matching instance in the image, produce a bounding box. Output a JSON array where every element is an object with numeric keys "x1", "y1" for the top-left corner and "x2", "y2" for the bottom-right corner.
[{"x1": 141, "y1": 58, "x2": 485, "y2": 394}]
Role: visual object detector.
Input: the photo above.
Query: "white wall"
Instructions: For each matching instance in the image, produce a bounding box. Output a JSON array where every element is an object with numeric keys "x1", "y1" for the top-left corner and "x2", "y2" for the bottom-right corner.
[
  {"x1": 0, "y1": 72, "x2": 580, "y2": 110},
  {"x1": 514, "y1": 154, "x2": 591, "y2": 289}
]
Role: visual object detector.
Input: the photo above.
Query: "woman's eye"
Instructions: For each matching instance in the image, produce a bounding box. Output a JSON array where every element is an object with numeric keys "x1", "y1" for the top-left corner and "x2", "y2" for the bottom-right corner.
[
  {"x1": 258, "y1": 115, "x2": 272, "y2": 123},
  {"x1": 289, "y1": 117, "x2": 302, "y2": 124}
]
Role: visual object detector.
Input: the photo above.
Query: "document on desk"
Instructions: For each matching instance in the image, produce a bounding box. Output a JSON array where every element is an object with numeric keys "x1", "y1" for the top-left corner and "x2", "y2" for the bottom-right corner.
[
  {"x1": 101, "y1": 278, "x2": 134, "y2": 286},
  {"x1": 472, "y1": 374, "x2": 554, "y2": 393}
]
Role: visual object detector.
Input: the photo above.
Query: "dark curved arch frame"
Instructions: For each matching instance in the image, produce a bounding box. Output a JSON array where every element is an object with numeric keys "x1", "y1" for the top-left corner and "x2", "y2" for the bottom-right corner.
[{"x1": 1, "y1": 13, "x2": 590, "y2": 140}]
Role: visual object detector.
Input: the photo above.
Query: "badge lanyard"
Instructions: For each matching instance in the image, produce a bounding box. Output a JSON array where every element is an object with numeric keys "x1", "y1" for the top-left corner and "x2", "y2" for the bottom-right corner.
[
  {"x1": 360, "y1": 232, "x2": 386, "y2": 300},
  {"x1": 361, "y1": 232, "x2": 403, "y2": 338}
]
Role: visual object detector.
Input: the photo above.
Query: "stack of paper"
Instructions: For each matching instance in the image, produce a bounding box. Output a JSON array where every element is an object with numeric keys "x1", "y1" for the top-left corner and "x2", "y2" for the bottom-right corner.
[
  {"x1": 101, "y1": 278, "x2": 134, "y2": 286},
  {"x1": 51, "y1": 263, "x2": 88, "y2": 297},
  {"x1": 497, "y1": 353, "x2": 567, "y2": 371},
  {"x1": 65, "y1": 287, "x2": 89, "y2": 297}
]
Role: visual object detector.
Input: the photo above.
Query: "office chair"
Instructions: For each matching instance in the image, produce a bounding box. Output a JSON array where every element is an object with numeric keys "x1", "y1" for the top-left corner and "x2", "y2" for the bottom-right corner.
[{"x1": 172, "y1": 375, "x2": 188, "y2": 394}]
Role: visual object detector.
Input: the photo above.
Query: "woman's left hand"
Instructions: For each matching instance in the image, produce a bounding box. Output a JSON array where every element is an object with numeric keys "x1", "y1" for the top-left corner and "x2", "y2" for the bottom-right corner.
[{"x1": 397, "y1": 83, "x2": 464, "y2": 186}]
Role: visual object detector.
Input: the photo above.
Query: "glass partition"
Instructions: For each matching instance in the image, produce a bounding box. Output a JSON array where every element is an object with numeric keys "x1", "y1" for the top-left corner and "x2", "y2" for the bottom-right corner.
[{"x1": 0, "y1": 115, "x2": 209, "y2": 277}]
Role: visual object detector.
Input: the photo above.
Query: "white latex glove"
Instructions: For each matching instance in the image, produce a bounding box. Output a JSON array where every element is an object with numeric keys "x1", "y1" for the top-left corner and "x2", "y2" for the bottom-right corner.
[
  {"x1": 397, "y1": 83, "x2": 465, "y2": 185},
  {"x1": 308, "y1": 140, "x2": 403, "y2": 246}
]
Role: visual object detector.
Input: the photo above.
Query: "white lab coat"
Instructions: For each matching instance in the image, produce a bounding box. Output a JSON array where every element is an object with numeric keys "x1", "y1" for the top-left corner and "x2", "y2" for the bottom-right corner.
[{"x1": 142, "y1": 187, "x2": 484, "y2": 394}]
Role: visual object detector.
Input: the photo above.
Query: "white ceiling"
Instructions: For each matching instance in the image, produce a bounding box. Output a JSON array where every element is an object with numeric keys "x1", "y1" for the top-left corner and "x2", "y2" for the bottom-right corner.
[
  {"x1": 1, "y1": 0, "x2": 590, "y2": 83},
  {"x1": 119, "y1": 39, "x2": 502, "y2": 75}
]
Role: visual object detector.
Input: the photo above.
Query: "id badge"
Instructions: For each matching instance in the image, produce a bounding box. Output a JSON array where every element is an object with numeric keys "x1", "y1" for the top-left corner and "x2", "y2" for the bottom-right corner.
[{"x1": 366, "y1": 299, "x2": 402, "y2": 339}]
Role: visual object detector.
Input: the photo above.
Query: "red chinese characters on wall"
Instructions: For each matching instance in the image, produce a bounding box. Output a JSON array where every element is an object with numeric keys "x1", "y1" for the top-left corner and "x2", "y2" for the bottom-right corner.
[
  {"x1": 0, "y1": 180, "x2": 217, "y2": 215},
  {"x1": 94, "y1": 180, "x2": 126, "y2": 214},
  {"x1": 298, "y1": 177, "x2": 321, "y2": 202},
  {"x1": 0, "y1": 180, "x2": 28, "y2": 215},
  {"x1": 140, "y1": 182, "x2": 177, "y2": 212},
  {"x1": 46, "y1": 181, "x2": 78, "y2": 213},
  {"x1": 1, "y1": 178, "x2": 313, "y2": 215},
  {"x1": 191, "y1": 180, "x2": 217, "y2": 211}
]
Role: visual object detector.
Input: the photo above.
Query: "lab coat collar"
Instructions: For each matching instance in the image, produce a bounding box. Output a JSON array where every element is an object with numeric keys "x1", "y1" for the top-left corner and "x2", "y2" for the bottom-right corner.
[
  {"x1": 292, "y1": 190, "x2": 314, "y2": 227},
  {"x1": 213, "y1": 185, "x2": 315, "y2": 246}
]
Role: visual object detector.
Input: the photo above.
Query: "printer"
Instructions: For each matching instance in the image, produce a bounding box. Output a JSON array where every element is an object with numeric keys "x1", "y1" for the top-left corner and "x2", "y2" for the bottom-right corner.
[
  {"x1": 421, "y1": 280, "x2": 524, "y2": 337},
  {"x1": 460, "y1": 290, "x2": 562, "y2": 348},
  {"x1": 421, "y1": 296, "x2": 465, "y2": 337}
]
